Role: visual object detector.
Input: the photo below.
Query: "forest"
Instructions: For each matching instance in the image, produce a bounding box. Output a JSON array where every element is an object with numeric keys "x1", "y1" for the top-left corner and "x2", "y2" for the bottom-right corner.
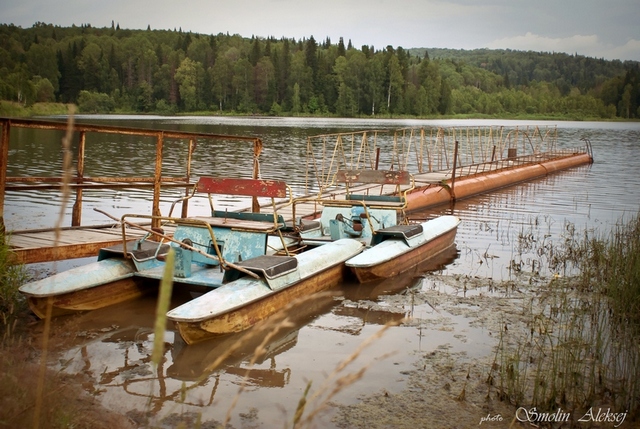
[{"x1": 1, "y1": 21, "x2": 639, "y2": 119}]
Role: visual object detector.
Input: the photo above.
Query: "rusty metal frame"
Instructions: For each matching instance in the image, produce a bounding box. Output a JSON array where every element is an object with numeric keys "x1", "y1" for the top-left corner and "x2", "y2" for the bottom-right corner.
[{"x1": 0, "y1": 117, "x2": 263, "y2": 232}]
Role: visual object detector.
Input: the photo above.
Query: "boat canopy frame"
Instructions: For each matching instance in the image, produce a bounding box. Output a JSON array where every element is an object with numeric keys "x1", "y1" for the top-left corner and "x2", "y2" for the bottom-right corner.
[
  {"x1": 118, "y1": 176, "x2": 295, "y2": 269},
  {"x1": 294, "y1": 169, "x2": 415, "y2": 239}
]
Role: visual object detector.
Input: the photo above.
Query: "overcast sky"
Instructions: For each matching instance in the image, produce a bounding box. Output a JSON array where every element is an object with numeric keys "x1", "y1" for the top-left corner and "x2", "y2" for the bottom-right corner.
[{"x1": 2, "y1": 0, "x2": 639, "y2": 62}]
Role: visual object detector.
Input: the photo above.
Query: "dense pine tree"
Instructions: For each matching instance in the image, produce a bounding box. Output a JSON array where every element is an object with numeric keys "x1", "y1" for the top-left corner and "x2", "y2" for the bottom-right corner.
[{"x1": 0, "y1": 22, "x2": 638, "y2": 119}]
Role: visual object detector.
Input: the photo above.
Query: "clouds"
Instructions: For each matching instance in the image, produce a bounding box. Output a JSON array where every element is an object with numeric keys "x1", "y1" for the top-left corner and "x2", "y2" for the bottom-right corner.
[{"x1": 1, "y1": 0, "x2": 639, "y2": 61}]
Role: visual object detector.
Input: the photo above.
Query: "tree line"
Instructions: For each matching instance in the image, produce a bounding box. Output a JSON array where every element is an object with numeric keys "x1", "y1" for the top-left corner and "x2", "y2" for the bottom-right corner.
[{"x1": 1, "y1": 22, "x2": 639, "y2": 119}]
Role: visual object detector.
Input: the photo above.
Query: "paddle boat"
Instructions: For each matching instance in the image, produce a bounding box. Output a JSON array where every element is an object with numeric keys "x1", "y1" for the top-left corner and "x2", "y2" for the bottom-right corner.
[
  {"x1": 19, "y1": 177, "x2": 364, "y2": 328},
  {"x1": 290, "y1": 169, "x2": 460, "y2": 283}
]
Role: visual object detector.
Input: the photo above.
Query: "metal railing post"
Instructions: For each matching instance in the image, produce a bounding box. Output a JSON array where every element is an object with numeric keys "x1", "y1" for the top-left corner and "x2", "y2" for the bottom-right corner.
[
  {"x1": 152, "y1": 132, "x2": 163, "y2": 230},
  {"x1": 72, "y1": 131, "x2": 86, "y2": 226}
]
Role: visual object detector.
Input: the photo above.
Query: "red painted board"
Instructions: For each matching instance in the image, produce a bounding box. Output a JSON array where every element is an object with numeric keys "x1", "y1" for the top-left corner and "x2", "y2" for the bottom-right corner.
[{"x1": 196, "y1": 177, "x2": 287, "y2": 198}]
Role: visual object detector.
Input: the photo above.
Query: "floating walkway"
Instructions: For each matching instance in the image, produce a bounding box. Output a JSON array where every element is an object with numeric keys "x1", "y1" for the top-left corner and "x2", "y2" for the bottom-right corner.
[{"x1": 1, "y1": 118, "x2": 593, "y2": 264}]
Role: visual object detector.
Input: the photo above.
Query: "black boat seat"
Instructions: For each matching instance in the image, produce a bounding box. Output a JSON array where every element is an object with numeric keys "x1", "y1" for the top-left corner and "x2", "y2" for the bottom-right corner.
[
  {"x1": 371, "y1": 224, "x2": 424, "y2": 246},
  {"x1": 235, "y1": 255, "x2": 298, "y2": 279},
  {"x1": 98, "y1": 240, "x2": 170, "y2": 261}
]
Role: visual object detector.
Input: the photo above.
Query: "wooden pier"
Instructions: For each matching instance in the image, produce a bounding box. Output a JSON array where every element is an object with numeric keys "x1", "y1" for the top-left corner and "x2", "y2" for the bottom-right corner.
[
  {"x1": 0, "y1": 117, "x2": 263, "y2": 264},
  {"x1": 1, "y1": 118, "x2": 593, "y2": 265},
  {"x1": 7, "y1": 224, "x2": 148, "y2": 264}
]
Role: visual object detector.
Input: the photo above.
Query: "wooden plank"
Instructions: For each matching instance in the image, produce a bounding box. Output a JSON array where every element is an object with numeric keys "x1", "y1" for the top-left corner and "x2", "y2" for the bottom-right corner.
[
  {"x1": 14, "y1": 230, "x2": 118, "y2": 244},
  {"x1": 9, "y1": 229, "x2": 138, "y2": 248},
  {"x1": 85, "y1": 228, "x2": 140, "y2": 238},
  {"x1": 197, "y1": 177, "x2": 288, "y2": 198},
  {"x1": 11, "y1": 239, "x2": 128, "y2": 264},
  {"x1": 12, "y1": 233, "x2": 78, "y2": 247},
  {"x1": 9, "y1": 235, "x2": 56, "y2": 249}
]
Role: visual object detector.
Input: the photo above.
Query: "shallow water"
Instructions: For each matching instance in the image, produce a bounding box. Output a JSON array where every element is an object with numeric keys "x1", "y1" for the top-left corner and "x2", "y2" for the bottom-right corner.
[{"x1": 9, "y1": 117, "x2": 640, "y2": 427}]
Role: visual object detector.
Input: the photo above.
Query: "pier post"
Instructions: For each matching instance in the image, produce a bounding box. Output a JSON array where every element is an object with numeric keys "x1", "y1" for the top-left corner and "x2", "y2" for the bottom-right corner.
[
  {"x1": 181, "y1": 138, "x2": 195, "y2": 218},
  {"x1": 152, "y1": 132, "x2": 163, "y2": 230},
  {"x1": 450, "y1": 140, "x2": 459, "y2": 202},
  {"x1": 252, "y1": 139, "x2": 263, "y2": 212},
  {"x1": 72, "y1": 131, "x2": 86, "y2": 226}
]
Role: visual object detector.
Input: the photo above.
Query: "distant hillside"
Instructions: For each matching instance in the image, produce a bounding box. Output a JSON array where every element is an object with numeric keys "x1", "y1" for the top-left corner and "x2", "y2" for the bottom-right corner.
[
  {"x1": 1, "y1": 23, "x2": 639, "y2": 119},
  {"x1": 409, "y1": 47, "x2": 634, "y2": 94}
]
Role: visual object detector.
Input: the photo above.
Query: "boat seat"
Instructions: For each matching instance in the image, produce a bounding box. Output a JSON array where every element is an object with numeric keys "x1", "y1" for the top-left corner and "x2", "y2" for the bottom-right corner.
[
  {"x1": 284, "y1": 219, "x2": 321, "y2": 231},
  {"x1": 235, "y1": 255, "x2": 298, "y2": 279},
  {"x1": 98, "y1": 240, "x2": 170, "y2": 261},
  {"x1": 211, "y1": 210, "x2": 286, "y2": 227},
  {"x1": 371, "y1": 224, "x2": 424, "y2": 245}
]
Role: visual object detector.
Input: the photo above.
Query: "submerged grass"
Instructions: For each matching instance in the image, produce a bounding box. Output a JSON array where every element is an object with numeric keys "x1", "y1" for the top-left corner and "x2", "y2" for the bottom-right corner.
[{"x1": 491, "y1": 212, "x2": 640, "y2": 424}]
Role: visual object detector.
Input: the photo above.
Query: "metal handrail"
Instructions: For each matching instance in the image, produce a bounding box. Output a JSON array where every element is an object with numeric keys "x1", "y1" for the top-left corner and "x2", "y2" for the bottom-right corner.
[{"x1": 0, "y1": 117, "x2": 264, "y2": 231}]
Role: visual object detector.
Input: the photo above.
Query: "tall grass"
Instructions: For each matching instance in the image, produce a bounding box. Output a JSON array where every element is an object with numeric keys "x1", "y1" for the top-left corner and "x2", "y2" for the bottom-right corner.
[
  {"x1": 0, "y1": 109, "x2": 136, "y2": 429},
  {"x1": 491, "y1": 212, "x2": 640, "y2": 423},
  {"x1": 0, "y1": 231, "x2": 27, "y2": 343},
  {"x1": 0, "y1": 100, "x2": 71, "y2": 117},
  {"x1": 578, "y1": 213, "x2": 640, "y2": 333}
]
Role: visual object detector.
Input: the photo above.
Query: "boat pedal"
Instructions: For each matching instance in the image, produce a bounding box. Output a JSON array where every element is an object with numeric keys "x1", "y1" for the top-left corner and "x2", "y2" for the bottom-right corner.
[{"x1": 236, "y1": 255, "x2": 298, "y2": 279}]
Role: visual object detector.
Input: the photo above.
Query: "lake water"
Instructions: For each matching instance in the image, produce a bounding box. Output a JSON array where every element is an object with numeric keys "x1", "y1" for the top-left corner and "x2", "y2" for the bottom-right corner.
[{"x1": 6, "y1": 117, "x2": 640, "y2": 427}]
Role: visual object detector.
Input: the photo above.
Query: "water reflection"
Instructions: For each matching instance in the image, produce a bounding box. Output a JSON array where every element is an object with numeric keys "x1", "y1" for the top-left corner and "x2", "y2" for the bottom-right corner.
[
  {"x1": 6, "y1": 118, "x2": 640, "y2": 232},
  {"x1": 12, "y1": 117, "x2": 640, "y2": 425},
  {"x1": 50, "y1": 243, "x2": 458, "y2": 422}
]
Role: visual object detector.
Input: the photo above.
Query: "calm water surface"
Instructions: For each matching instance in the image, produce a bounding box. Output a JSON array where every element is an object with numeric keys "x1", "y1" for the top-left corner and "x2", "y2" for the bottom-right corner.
[{"x1": 8, "y1": 117, "x2": 640, "y2": 427}]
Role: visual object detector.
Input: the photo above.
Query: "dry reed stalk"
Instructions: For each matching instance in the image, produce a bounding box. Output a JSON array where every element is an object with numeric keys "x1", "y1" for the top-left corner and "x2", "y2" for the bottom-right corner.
[
  {"x1": 151, "y1": 248, "x2": 174, "y2": 369},
  {"x1": 33, "y1": 106, "x2": 75, "y2": 429}
]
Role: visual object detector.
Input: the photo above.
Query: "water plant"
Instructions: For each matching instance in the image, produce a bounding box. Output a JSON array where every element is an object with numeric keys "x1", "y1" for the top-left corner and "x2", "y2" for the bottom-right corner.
[
  {"x1": 490, "y1": 212, "x2": 640, "y2": 423},
  {"x1": 0, "y1": 231, "x2": 27, "y2": 343}
]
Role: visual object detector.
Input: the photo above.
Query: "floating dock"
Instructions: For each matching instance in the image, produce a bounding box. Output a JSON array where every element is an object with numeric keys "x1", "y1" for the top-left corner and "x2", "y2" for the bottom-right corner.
[{"x1": 1, "y1": 118, "x2": 593, "y2": 264}]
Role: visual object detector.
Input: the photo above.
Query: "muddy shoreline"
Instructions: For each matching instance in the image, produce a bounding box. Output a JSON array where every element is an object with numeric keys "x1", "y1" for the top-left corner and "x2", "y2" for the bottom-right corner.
[
  {"x1": 14, "y1": 265, "x2": 636, "y2": 429},
  {"x1": 332, "y1": 273, "x2": 638, "y2": 429}
]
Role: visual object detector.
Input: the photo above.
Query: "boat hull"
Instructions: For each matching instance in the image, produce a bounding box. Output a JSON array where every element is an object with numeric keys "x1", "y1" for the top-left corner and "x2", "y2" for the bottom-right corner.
[
  {"x1": 351, "y1": 228, "x2": 457, "y2": 283},
  {"x1": 19, "y1": 258, "x2": 147, "y2": 319},
  {"x1": 174, "y1": 262, "x2": 349, "y2": 344},
  {"x1": 25, "y1": 277, "x2": 152, "y2": 319},
  {"x1": 346, "y1": 216, "x2": 460, "y2": 283},
  {"x1": 169, "y1": 239, "x2": 363, "y2": 344}
]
